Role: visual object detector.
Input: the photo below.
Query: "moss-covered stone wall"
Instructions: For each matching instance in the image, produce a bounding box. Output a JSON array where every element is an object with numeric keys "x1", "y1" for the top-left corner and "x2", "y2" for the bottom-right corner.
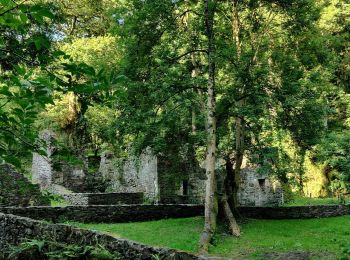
[{"x1": 0, "y1": 164, "x2": 49, "y2": 206}]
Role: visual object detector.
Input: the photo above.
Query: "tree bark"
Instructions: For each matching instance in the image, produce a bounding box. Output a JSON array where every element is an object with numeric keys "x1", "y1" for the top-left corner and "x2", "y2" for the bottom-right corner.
[
  {"x1": 191, "y1": 52, "x2": 200, "y2": 134},
  {"x1": 221, "y1": 193, "x2": 240, "y2": 236},
  {"x1": 232, "y1": 0, "x2": 245, "y2": 207},
  {"x1": 222, "y1": 157, "x2": 241, "y2": 236},
  {"x1": 298, "y1": 148, "x2": 306, "y2": 196},
  {"x1": 199, "y1": 0, "x2": 218, "y2": 254}
]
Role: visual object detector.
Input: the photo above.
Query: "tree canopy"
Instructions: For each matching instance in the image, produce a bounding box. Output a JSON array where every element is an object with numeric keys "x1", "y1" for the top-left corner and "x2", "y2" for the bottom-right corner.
[{"x1": 1, "y1": 0, "x2": 349, "y2": 252}]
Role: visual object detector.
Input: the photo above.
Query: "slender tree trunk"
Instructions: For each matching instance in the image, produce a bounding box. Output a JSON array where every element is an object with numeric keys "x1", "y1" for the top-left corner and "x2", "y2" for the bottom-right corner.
[
  {"x1": 232, "y1": 0, "x2": 245, "y2": 207},
  {"x1": 191, "y1": 52, "x2": 200, "y2": 134},
  {"x1": 199, "y1": 0, "x2": 218, "y2": 253},
  {"x1": 298, "y1": 148, "x2": 306, "y2": 196}
]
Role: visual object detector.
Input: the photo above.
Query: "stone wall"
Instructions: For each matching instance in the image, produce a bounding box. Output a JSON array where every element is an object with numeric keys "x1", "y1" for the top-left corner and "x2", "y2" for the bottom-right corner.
[
  {"x1": 239, "y1": 204, "x2": 350, "y2": 219},
  {"x1": 0, "y1": 164, "x2": 49, "y2": 206},
  {"x1": 62, "y1": 192, "x2": 144, "y2": 205},
  {"x1": 101, "y1": 149, "x2": 205, "y2": 204},
  {"x1": 100, "y1": 150, "x2": 158, "y2": 202},
  {"x1": 237, "y1": 168, "x2": 283, "y2": 206},
  {"x1": 0, "y1": 213, "x2": 204, "y2": 260},
  {"x1": 1, "y1": 204, "x2": 348, "y2": 224},
  {"x1": 52, "y1": 162, "x2": 87, "y2": 193},
  {"x1": 31, "y1": 130, "x2": 55, "y2": 188},
  {"x1": 0, "y1": 205, "x2": 204, "y2": 223},
  {"x1": 31, "y1": 130, "x2": 87, "y2": 193},
  {"x1": 100, "y1": 150, "x2": 284, "y2": 207}
]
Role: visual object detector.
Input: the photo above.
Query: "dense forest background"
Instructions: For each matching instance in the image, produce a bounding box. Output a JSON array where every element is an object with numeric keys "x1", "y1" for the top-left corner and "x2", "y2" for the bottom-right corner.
[{"x1": 0, "y1": 0, "x2": 349, "y2": 251}]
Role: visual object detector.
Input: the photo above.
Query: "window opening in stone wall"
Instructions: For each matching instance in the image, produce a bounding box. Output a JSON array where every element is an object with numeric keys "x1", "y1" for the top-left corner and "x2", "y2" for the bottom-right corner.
[
  {"x1": 182, "y1": 180, "x2": 189, "y2": 196},
  {"x1": 258, "y1": 178, "x2": 266, "y2": 191}
]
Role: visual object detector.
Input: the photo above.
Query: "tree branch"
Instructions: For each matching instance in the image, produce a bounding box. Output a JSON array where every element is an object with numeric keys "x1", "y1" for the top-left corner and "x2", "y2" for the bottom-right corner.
[
  {"x1": 169, "y1": 49, "x2": 208, "y2": 63},
  {"x1": 0, "y1": 0, "x2": 28, "y2": 17}
]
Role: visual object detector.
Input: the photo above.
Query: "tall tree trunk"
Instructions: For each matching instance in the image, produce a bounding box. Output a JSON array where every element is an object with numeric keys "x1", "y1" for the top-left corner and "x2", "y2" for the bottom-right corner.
[
  {"x1": 199, "y1": 0, "x2": 218, "y2": 253},
  {"x1": 232, "y1": 0, "x2": 245, "y2": 207}
]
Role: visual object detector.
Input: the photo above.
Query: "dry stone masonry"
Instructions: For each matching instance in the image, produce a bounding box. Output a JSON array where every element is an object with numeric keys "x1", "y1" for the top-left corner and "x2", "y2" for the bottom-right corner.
[
  {"x1": 100, "y1": 150, "x2": 206, "y2": 204},
  {"x1": 31, "y1": 130, "x2": 56, "y2": 188},
  {"x1": 237, "y1": 168, "x2": 284, "y2": 206},
  {"x1": 31, "y1": 130, "x2": 139, "y2": 206},
  {"x1": 100, "y1": 149, "x2": 158, "y2": 201},
  {"x1": 62, "y1": 192, "x2": 143, "y2": 206},
  {"x1": 0, "y1": 204, "x2": 348, "y2": 223},
  {"x1": 31, "y1": 130, "x2": 283, "y2": 207},
  {"x1": 0, "y1": 213, "x2": 206, "y2": 260},
  {"x1": 32, "y1": 130, "x2": 87, "y2": 193},
  {"x1": 0, "y1": 204, "x2": 204, "y2": 223},
  {"x1": 0, "y1": 164, "x2": 49, "y2": 206}
]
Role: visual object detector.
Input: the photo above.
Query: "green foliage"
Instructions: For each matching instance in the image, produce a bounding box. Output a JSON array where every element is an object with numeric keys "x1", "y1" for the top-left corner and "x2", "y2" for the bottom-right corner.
[
  {"x1": 0, "y1": 0, "x2": 61, "y2": 167},
  {"x1": 7, "y1": 239, "x2": 121, "y2": 260},
  {"x1": 60, "y1": 36, "x2": 121, "y2": 73},
  {"x1": 313, "y1": 131, "x2": 350, "y2": 192},
  {"x1": 1, "y1": 0, "x2": 349, "y2": 220}
]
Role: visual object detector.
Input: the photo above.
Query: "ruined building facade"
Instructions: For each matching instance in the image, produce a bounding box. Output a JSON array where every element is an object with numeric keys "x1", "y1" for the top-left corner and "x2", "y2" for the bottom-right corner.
[
  {"x1": 31, "y1": 130, "x2": 283, "y2": 206},
  {"x1": 99, "y1": 149, "x2": 206, "y2": 204}
]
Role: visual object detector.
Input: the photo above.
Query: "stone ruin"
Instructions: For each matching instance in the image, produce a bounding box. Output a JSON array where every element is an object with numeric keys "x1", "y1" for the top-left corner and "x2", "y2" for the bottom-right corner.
[
  {"x1": 31, "y1": 130, "x2": 144, "y2": 205},
  {"x1": 99, "y1": 149, "x2": 206, "y2": 204},
  {"x1": 99, "y1": 152, "x2": 283, "y2": 206},
  {"x1": 0, "y1": 164, "x2": 49, "y2": 206},
  {"x1": 31, "y1": 130, "x2": 283, "y2": 206},
  {"x1": 32, "y1": 130, "x2": 87, "y2": 193},
  {"x1": 237, "y1": 168, "x2": 283, "y2": 206}
]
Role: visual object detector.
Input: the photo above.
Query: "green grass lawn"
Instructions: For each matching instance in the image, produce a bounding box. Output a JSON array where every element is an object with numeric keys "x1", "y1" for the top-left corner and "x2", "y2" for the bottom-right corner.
[
  {"x1": 283, "y1": 196, "x2": 350, "y2": 206},
  {"x1": 71, "y1": 216, "x2": 350, "y2": 259}
]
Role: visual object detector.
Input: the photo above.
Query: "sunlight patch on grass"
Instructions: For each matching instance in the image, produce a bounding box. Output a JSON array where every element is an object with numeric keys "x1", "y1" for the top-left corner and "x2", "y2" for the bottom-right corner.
[{"x1": 284, "y1": 196, "x2": 350, "y2": 206}]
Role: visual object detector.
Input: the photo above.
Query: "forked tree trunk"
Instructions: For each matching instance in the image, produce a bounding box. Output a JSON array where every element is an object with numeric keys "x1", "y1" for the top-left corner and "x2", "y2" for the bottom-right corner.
[
  {"x1": 199, "y1": 0, "x2": 218, "y2": 253},
  {"x1": 223, "y1": 157, "x2": 241, "y2": 236}
]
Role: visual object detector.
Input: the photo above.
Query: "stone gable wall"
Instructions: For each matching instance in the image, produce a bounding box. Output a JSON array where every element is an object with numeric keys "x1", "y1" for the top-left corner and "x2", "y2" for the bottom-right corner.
[
  {"x1": 100, "y1": 150, "x2": 158, "y2": 201},
  {"x1": 31, "y1": 130, "x2": 87, "y2": 193},
  {"x1": 31, "y1": 130, "x2": 55, "y2": 188}
]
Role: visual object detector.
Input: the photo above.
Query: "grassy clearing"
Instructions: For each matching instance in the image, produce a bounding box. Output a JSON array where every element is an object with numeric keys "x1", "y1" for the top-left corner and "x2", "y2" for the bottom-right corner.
[
  {"x1": 284, "y1": 196, "x2": 350, "y2": 206},
  {"x1": 72, "y1": 215, "x2": 350, "y2": 258}
]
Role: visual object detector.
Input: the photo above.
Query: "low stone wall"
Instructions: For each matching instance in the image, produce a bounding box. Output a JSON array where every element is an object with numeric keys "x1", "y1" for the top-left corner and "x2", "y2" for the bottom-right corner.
[
  {"x1": 62, "y1": 192, "x2": 144, "y2": 205},
  {"x1": 239, "y1": 204, "x2": 350, "y2": 219},
  {"x1": 0, "y1": 204, "x2": 348, "y2": 224},
  {"x1": 0, "y1": 213, "x2": 204, "y2": 260},
  {"x1": 0, "y1": 204, "x2": 204, "y2": 223}
]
